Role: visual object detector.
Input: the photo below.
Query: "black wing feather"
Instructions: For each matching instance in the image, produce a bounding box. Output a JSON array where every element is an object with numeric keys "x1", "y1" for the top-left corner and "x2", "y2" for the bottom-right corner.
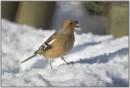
[{"x1": 38, "y1": 32, "x2": 57, "y2": 51}]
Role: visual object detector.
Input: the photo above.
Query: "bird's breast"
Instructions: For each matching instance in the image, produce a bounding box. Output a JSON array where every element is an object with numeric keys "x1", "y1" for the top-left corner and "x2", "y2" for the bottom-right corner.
[{"x1": 44, "y1": 33, "x2": 75, "y2": 59}]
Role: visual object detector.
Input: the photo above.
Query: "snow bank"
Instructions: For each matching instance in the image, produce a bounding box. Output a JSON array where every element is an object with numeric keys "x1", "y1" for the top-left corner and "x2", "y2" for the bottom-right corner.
[{"x1": 2, "y1": 19, "x2": 128, "y2": 87}]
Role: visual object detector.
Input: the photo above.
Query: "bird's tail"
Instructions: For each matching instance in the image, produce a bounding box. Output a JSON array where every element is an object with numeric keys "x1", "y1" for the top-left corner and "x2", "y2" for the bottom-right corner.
[
  {"x1": 20, "y1": 54, "x2": 37, "y2": 63},
  {"x1": 20, "y1": 48, "x2": 44, "y2": 64}
]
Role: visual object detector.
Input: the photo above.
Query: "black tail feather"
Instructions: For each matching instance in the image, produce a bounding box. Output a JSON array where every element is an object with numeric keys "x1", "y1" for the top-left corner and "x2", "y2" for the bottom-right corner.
[{"x1": 20, "y1": 54, "x2": 36, "y2": 63}]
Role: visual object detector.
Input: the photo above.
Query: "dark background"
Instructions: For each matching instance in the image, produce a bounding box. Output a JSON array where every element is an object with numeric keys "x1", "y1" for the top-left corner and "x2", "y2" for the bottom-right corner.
[{"x1": 2, "y1": 1, "x2": 129, "y2": 37}]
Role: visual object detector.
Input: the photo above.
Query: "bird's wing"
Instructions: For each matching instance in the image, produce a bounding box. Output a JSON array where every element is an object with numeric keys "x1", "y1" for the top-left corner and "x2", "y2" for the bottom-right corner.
[
  {"x1": 34, "y1": 32, "x2": 57, "y2": 55},
  {"x1": 44, "y1": 32, "x2": 57, "y2": 45},
  {"x1": 41, "y1": 32, "x2": 57, "y2": 50}
]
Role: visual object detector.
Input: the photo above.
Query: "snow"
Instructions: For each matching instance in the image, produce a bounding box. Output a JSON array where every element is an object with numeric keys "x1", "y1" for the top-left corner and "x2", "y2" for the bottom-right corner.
[{"x1": 2, "y1": 19, "x2": 128, "y2": 87}]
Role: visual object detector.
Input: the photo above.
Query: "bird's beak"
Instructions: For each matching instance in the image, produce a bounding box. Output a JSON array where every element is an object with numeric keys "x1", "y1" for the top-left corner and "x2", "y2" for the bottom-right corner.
[{"x1": 74, "y1": 23, "x2": 81, "y2": 31}]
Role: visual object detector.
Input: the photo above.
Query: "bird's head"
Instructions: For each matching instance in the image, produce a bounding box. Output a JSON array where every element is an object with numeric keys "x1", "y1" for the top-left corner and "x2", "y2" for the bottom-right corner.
[{"x1": 62, "y1": 20, "x2": 80, "y2": 32}]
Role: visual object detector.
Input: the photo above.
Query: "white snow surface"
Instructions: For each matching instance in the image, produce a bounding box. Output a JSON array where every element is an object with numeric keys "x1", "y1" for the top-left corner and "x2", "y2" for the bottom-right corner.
[{"x1": 2, "y1": 19, "x2": 128, "y2": 87}]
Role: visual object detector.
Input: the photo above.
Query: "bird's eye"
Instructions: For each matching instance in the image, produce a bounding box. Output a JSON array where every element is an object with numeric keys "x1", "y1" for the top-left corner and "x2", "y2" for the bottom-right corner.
[{"x1": 70, "y1": 22, "x2": 73, "y2": 25}]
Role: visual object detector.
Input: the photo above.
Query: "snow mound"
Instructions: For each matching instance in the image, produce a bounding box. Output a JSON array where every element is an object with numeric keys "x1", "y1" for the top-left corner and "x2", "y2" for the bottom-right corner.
[{"x1": 2, "y1": 19, "x2": 128, "y2": 87}]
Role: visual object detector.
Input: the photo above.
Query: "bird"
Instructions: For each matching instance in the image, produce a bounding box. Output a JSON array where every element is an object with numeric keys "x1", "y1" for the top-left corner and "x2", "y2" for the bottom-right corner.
[{"x1": 20, "y1": 19, "x2": 79, "y2": 69}]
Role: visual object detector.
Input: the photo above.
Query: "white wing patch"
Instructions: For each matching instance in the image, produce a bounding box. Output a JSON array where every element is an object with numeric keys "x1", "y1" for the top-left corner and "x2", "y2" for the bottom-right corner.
[
  {"x1": 42, "y1": 39, "x2": 55, "y2": 50},
  {"x1": 48, "y1": 39, "x2": 55, "y2": 45},
  {"x1": 43, "y1": 44, "x2": 48, "y2": 50}
]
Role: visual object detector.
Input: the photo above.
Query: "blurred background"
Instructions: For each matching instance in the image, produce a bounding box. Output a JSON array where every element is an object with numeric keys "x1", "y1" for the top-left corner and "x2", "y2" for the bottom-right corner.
[{"x1": 2, "y1": 1, "x2": 129, "y2": 37}]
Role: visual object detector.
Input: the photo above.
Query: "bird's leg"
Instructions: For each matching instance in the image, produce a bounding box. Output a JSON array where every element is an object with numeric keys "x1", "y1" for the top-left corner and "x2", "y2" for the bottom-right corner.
[
  {"x1": 61, "y1": 57, "x2": 70, "y2": 65},
  {"x1": 49, "y1": 59, "x2": 53, "y2": 70}
]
